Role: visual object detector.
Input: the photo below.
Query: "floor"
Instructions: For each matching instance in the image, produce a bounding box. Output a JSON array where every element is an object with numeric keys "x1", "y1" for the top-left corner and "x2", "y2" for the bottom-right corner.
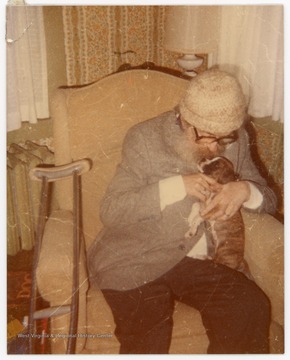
[{"x1": 7, "y1": 249, "x2": 50, "y2": 354}]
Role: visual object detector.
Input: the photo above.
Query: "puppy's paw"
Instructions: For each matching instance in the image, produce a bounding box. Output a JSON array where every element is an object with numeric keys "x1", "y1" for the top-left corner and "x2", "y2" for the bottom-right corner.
[
  {"x1": 185, "y1": 224, "x2": 198, "y2": 239},
  {"x1": 188, "y1": 202, "x2": 201, "y2": 224}
]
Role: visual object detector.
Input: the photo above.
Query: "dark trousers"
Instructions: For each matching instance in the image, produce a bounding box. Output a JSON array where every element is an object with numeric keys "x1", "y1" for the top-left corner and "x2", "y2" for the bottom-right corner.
[{"x1": 102, "y1": 257, "x2": 271, "y2": 354}]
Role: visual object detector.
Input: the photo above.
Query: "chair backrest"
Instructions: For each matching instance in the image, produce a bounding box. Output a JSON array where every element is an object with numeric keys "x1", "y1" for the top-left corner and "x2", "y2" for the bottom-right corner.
[{"x1": 51, "y1": 69, "x2": 189, "y2": 246}]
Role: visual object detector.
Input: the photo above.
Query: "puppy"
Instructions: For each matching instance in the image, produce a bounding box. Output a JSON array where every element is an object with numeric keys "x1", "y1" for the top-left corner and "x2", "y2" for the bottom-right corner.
[{"x1": 186, "y1": 156, "x2": 252, "y2": 279}]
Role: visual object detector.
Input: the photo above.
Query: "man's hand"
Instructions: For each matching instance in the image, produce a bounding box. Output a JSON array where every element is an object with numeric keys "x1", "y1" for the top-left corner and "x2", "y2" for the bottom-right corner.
[
  {"x1": 200, "y1": 181, "x2": 251, "y2": 221},
  {"x1": 182, "y1": 174, "x2": 222, "y2": 202}
]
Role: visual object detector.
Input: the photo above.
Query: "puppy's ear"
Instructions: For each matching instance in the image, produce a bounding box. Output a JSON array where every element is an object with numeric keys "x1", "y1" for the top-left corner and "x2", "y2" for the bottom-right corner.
[
  {"x1": 219, "y1": 166, "x2": 236, "y2": 183},
  {"x1": 220, "y1": 156, "x2": 234, "y2": 170}
]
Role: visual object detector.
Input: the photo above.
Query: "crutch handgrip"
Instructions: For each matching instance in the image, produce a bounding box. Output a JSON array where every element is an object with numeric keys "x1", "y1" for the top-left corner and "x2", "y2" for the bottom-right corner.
[{"x1": 29, "y1": 159, "x2": 92, "y2": 182}]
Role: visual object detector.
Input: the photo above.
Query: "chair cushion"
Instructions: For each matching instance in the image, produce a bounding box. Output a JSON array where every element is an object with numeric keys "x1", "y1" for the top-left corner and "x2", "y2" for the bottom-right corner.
[
  {"x1": 242, "y1": 211, "x2": 284, "y2": 326},
  {"x1": 36, "y1": 209, "x2": 88, "y2": 304}
]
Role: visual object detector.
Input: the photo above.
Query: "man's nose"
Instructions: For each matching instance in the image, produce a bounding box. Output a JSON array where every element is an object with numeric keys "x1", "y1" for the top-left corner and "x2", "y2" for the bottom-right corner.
[{"x1": 207, "y1": 141, "x2": 218, "y2": 152}]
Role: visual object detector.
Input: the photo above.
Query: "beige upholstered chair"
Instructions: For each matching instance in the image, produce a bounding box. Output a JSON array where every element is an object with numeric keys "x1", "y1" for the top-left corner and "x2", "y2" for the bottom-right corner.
[{"x1": 36, "y1": 69, "x2": 284, "y2": 354}]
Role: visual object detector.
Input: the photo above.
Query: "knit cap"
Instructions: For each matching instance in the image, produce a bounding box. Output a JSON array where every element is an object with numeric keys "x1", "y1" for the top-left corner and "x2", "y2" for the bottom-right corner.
[{"x1": 179, "y1": 69, "x2": 247, "y2": 134}]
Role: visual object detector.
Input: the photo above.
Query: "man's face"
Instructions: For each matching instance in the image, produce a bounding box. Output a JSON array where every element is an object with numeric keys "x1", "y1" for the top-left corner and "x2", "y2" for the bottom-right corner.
[
  {"x1": 182, "y1": 122, "x2": 228, "y2": 161},
  {"x1": 174, "y1": 115, "x2": 238, "y2": 164}
]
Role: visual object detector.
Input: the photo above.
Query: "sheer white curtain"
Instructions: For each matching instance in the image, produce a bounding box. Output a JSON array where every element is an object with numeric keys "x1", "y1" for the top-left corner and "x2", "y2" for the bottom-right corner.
[
  {"x1": 6, "y1": 5, "x2": 49, "y2": 132},
  {"x1": 214, "y1": 6, "x2": 283, "y2": 122}
]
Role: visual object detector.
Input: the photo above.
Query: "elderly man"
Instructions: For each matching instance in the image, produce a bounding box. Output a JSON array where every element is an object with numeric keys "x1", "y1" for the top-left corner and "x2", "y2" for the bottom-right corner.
[{"x1": 88, "y1": 69, "x2": 277, "y2": 354}]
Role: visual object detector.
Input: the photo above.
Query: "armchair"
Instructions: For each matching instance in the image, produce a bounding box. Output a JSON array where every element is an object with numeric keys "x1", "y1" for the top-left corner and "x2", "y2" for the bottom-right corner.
[{"x1": 36, "y1": 69, "x2": 284, "y2": 354}]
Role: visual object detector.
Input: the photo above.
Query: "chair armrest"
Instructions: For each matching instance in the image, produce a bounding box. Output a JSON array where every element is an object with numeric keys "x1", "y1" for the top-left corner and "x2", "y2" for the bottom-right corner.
[
  {"x1": 36, "y1": 209, "x2": 89, "y2": 304},
  {"x1": 242, "y1": 210, "x2": 284, "y2": 326}
]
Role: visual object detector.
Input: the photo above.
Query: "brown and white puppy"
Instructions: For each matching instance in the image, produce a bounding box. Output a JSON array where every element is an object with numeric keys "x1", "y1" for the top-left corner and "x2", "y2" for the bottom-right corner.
[{"x1": 186, "y1": 156, "x2": 252, "y2": 280}]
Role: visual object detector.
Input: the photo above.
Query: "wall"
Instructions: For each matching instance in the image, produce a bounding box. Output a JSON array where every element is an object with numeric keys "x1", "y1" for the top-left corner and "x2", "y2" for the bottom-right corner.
[{"x1": 7, "y1": 6, "x2": 67, "y2": 146}]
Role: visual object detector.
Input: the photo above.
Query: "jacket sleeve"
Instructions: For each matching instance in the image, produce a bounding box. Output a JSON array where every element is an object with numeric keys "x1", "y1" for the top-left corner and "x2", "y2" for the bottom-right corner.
[
  {"x1": 236, "y1": 128, "x2": 278, "y2": 215},
  {"x1": 100, "y1": 125, "x2": 162, "y2": 227}
]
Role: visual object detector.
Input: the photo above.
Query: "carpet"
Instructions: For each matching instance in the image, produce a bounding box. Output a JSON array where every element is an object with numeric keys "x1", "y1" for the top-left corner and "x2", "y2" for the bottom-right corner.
[
  {"x1": 7, "y1": 250, "x2": 50, "y2": 354},
  {"x1": 7, "y1": 270, "x2": 31, "y2": 322},
  {"x1": 7, "y1": 250, "x2": 33, "y2": 324}
]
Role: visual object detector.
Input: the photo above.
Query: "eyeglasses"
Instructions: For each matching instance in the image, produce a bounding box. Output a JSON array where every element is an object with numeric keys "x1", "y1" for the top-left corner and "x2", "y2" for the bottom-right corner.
[{"x1": 193, "y1": 127, "x2": 238, "y2": 146}]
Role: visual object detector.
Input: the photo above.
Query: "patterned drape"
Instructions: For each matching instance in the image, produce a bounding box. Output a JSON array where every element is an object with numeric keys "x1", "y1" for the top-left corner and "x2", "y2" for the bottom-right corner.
[{"x1": 63, "y1": 6, "x2": 206, "y2": 85}]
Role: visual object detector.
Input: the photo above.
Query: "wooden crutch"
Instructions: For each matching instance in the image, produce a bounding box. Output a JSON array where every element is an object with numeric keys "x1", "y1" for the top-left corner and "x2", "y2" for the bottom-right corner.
[{"x1": 28, "y1": 159, "x2": 91, "y2": 354}]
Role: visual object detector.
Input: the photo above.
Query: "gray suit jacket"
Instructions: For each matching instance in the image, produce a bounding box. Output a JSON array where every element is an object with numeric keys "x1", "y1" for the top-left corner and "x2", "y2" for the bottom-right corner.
[{"x1": 88, "y1": 111, "x2": 277, "y2": 291}]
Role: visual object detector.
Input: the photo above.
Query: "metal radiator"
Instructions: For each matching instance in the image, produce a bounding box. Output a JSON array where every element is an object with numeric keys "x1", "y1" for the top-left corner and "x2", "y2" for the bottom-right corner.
[{"x1": 7, "y1": 141, "x2": 54, "y2": 255}]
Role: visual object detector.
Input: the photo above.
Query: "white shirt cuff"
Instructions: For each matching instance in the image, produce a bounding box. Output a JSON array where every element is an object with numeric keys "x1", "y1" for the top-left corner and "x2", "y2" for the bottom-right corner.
[
  {"x1": 243, "y1": 181, "x2": 263, "y2": 209},
  {"x1": 159, "y1": 175, "x2": 187, "y2": 211}
]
